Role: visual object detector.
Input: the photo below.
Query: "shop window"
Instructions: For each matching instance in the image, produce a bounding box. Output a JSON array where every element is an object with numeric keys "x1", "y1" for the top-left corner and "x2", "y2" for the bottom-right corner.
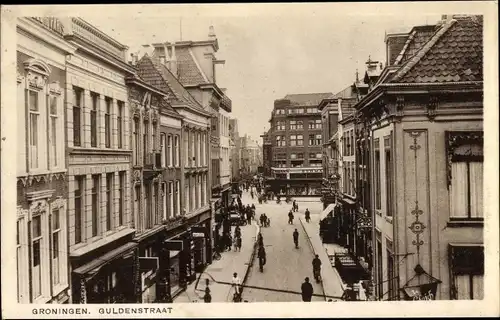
[{"x1": 449, "y1": 244, "x2": 484, "y2": 300}]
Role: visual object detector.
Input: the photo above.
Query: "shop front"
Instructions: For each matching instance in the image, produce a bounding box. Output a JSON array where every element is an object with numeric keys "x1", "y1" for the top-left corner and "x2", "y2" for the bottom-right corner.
[
  {"x1": 71, "y1": 240, "x2": 138, "y2": 304},
  {"x1": 187, "y1": 209, "x2": 212, "y2": 273}
]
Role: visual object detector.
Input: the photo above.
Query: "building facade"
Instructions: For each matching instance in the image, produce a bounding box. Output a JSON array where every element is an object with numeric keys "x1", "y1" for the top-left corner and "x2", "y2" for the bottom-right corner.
[
  {"x1": 357, "y1": 15, "x2": 484, "y2": 301},
  {"x1": 150, "y1": 26, "x2": 233, "y2": 213},
  {"x1": 229, "y1": 118, "x2": 240, "y2": 182},
  {"x1": 135, "y1": 53, "x2": 213, "y2": 297},
  {"x1": 268, "y1": 93, "x2": 332, "y2": 196},
  {"x1": 16, "y1": 17, "x2": 76, "y2": 304},
  {"x1": 63, "y1": 18, "x2": 137, "y2": 304}
]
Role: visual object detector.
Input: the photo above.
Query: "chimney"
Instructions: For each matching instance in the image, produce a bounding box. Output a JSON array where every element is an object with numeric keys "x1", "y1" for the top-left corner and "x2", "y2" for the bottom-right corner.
[
  {"x1": 385, "y1": 32, "x2": 409, "y2": 67},
  {"x1": 163, "y1": 43, "x2": 170, "y2": 67}
]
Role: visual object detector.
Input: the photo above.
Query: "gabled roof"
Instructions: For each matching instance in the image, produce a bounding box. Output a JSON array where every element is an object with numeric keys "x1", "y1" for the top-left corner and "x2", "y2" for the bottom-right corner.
[
  {"x1": 390, "y1": 16, "x2": 483, "y2": 83},
  {"x1": 284, "y1": 92, "x2": 333, "y2": 107},
  {"x1": 175, "y1": 47, "x2": 209, "y2": 86},
  {"x1": 136, "y1": 54, "x2": 207, "y2": 114}
]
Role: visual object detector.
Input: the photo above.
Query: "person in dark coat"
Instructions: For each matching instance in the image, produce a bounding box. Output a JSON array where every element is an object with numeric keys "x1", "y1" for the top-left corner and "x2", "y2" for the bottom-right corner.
[
  {"x1": 293, "y1": 228, "x2": 299, "y2": 248},
  {"x1": 203, "y1": 287, "x2": 212, "y2": 303},
  {"x1": 257, "y1": 232, "x2": 264, "y2": 247},
  {"x1": 288, "y1": 210, "x2": 294, "y2": 224},
  {"x1": 305, "y1": 208, "x2": 311, "y2": 223},
  {"x1": 301, "y1": 277, "x2": 314, "y2": 302}
]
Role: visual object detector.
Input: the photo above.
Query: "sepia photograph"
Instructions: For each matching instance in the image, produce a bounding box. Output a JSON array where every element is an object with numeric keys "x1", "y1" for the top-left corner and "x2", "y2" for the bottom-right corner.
[{"x1": 1, "y1": 2, "x2": 498, "y2": 318}]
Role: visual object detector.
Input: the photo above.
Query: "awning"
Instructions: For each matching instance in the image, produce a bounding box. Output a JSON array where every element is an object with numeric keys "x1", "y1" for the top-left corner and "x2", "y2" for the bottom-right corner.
[
  {"x1": 320, "y1": 203, "x2": 336, "y2": 221},
  {"x1": 341, "y1": 197, "x2": 356, "y2": 206},
  {"x1": 73, "y1": 242, "x2": 137, "y2": 276}
]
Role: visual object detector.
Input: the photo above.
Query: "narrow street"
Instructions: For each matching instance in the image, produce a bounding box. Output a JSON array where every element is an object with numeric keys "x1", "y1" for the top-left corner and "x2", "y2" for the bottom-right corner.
[{"x1": 242, "y1": 195, "x2": 325, "y2": 301}]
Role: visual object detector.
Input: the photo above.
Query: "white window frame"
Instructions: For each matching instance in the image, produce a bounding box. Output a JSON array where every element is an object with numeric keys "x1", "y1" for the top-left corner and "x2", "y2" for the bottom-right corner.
[
  {"x1": 162, "y1": 182, "x2": 167, "y2": 220},
  {"x1": 175, "y1": 180, "x2": 180, "y2": 216},
  {"x1": 160, "y1": 133, "x2": 166, "y2": 168},
  {"x1": 174, "y1": 135, "x2": 180, "y2": 167},
  {"x1": 49, "y1": 198, "x2": 67, "y2": 294},
  {"x1": 167, "y1": 134, "x2": 173, "y2": 167},
  {"x1": 28, "y1": 90, "x2": 40, "y2": 170}
]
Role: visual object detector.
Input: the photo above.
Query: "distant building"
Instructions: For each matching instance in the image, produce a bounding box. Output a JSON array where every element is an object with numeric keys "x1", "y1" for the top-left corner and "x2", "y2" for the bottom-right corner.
[
  {"x1": 229, "y1": 118, "x2": 241, "y2": 182},
  {"x1": 267, "y1": 93, "x2": 332, "y2": 196}
]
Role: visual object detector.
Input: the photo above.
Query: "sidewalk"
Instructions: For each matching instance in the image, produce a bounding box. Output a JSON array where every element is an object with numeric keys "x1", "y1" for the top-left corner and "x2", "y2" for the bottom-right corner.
[
  {"x1": 174, "y1": 221, "x2": 258, "y2": 303},
  {"x1": 299, "y1": 215, "x2": 346, "y2": 301}
]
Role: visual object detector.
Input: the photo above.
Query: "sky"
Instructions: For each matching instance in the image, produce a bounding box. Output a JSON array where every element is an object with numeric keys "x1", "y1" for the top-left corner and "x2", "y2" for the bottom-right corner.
[{"x1": 82, "y1": 4, "x2": 441, "y2": 142}]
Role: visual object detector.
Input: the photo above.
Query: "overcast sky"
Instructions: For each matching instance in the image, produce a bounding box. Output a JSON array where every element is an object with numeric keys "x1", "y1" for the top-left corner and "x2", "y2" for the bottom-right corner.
[{"x1": 82, "y1": 4, "x2": 441, "y2": 142}]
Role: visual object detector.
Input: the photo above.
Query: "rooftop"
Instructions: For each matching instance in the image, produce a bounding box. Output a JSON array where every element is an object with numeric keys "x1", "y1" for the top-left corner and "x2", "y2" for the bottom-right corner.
[
  {"x1": 283, "y1": 92, "x2": 333, "y2": 107},
  {"x1": 390, "y1": 15, "x2": 483, "y2": 83}
]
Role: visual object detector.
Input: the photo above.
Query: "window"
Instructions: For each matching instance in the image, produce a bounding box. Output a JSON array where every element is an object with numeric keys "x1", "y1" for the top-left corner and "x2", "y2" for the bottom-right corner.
[
  {"x1": 307, "y1": 107, "x2": 318, "y2": 113},
  {"x1": 290, "y1": 120, "x2": 297, "y2": 130},
  {"x1": 145, "y1": 183, "x2": 151, "y2": 229},
  {"x1": 52, "y1": 208, "x2": 61, "y2": 285},
  {"x1": 197, "y1": 132, "x2": 202, "y2": 167},
  {"x1": 143, "y1": 121, "x2": 148, "y2": 165},
  {"x1": 31, "y1": 214, "x2": 42, "y2": 299},
  {"x1": 276, "y1": 109, "x2": 285, "y2": 115},
  {"x1": 168, "y1": 181, "x2": 174, "y2": 218},
  {"x1": 448, "y1": 137, "x2": 484, "y2": 219},
  {"x1": 28, "y1": 91, "x2": 39, "y2": 168},
  {"x1": 73, "y1": 87, "x2": 82, "y2": 147},
  {"x1": 160, "y1": 133, "x2": 166, "y2": 167},
  {"x1": 117, "y1": 101, "x2": 124, "y2": 148},
  {"x1": 118, "y1": 171, "x2": 125, "y2": 226},
  {"x1": 134, "y1": 118, "x2": 140, "y2": 165},
  {"x1": 449, "y1": 245, "x2": 484, "y2": 300},
  {"x1": 166, "y1": 135, "x2": 172, "y2": 166},
  {"x1": 276, "y1": 121, "x2": 285, "y2": 131},
  {"x1": 275, "y1": 135, "x2": 286, "y2": 147},
  {"x1": 49, "y1": 96, "x2": 58, "y2": 167},
  {"x1": 162, "y1": 183, "x2": 167, "y2": 220},
  {"x1": 377, "y1": 238, "x2": 383, "y2": 299},
  {"x1": 309, "y1": 119, "x2": 322, "y2": 130},
  {"x1": 289, "y1": 134, "x2": 303, "y2": 146},
  {"x1": 153, "y1": 182, "x2": 159, "y2": 225},
  {"x1": 290, "y1": 153, "x2": 297, "y2": 160},
  {"x1": 134, "y1": 185, "x2": 141, "y2": 231},
  {"x1": 176, "y1": 180, "x2": 180, "y2": 215},
  {"x1": 309, "y1": 134, "x2": 321, "y2": 146},
  {"x1": 190, "y1": 132, "x2": 195, "y2": 167},
  {"x1": 106, "y1": 173, "x2": 113, "y2": 231},
  {"x1": 91, "y1": 175, "x2": 100, "y2": 237},
  {"x1": 174, "y1": 135, "x2": 180, "y2": 166},
  {"x1": 90, "y1": 93, "x2": 98, "y2": 147},
  {"x1": 387, "y1": 249, "x2": 395, "y2": 300},
  {"x1": 152, "y1": 124, "x2": 157, "y2": 153},
  {"x1": 374, "y1": 139, "x2": 381, "y2": 210},
  {"x1": 385, "y1": 136, "x2": 393, "y2": 217},
  {"x1": 105, "y1": 98, "x2": 111, "y2": 148},
  {"x1": 74, "y1": 176, "x2": 84, "y2": 244}
]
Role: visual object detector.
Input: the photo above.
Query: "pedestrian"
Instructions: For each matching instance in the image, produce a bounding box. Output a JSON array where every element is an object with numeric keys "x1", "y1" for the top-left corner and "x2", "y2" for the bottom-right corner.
[
  {"x1": 288, "y1": 210, "x2": 294, "y2": 224},
  {"x1": 301, "y1": 277, "x2": 314, "y2": 302},
  {"x1": 236, "y1": 236, "x2": 242, "y2": 251},
  {"x1": 293, "y1": 228, "x2": 299, "y2": 248},
  {"x1": 293, "y1": 200, "x2": 297, "y2": 212},
  {"x1": 305, "y1": 208, "x2": 311, "y2": 223},
  {"x1": 257, "y1": 232, "x2": 264, "y2": 247},
  {"x1": 232, "y1": 272, "x2": 242, "y2": 296},
  {"x1": 235, "y1": 226, "x2": 242, "y2": 239},
  {"x1": 203, "y1": 287, "x2": 212, "y2": 303},
  {"x1": 246, "y1": 212, "x2": 252, "y2": 225}
]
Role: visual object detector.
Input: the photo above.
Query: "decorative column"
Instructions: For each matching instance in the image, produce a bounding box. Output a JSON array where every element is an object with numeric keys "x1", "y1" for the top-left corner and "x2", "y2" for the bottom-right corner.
[{"x1": 111, "y1": 98, "x2": 118, "y2": 149}]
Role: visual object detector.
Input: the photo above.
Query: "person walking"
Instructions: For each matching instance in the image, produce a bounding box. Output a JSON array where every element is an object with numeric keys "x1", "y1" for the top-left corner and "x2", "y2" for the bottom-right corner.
[
  {"x1": 293, "y1": 228, "x2": 299, "y2": 248},
  {"x1": 301, "y1": 277, "x2": 314, "y2": 302},
  {"x1": 236, "y1": 236, "x2": 242, "y2": 252},
  {"x1": 305, "y1": 208, "x2": 311, "y2": 223},
  {"x1": 232, "y1": 272, "x2": 242, "y2": 301},
  {"x1": 288, "y1": 210, "x2": 294, "y2": 225},
  {"x1": 257, "y1": 232, "x2": 264, "y2": 248},
  {"x1": 293, "y1": 200, "x2": 297, "y2": 212},
  {"x1": 312, "y1": 254, "x2": 322, "y2": 282},
  {"x1": 257, "y1": 244, "x2": 266, "y2": 272},
  {"x1": 203, "y1": 287, "x2": 212, "y2": 303}
]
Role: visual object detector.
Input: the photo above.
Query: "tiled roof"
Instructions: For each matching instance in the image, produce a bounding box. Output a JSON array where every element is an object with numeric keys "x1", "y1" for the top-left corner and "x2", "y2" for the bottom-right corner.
[
  {"x1": 391, "y1": 16, "x2": 483, "y2": 83},
  {"x1": 395, "y1": 25, "x2": 437, "y2": 65},
  {"x1": 136, "y1": 55, "x2": 206, "y2": 113},
  {"x1": 175, "y1": 47, "x2": 209, "y2": 86},
  {"x1": 284, "y1": 92, "x2": 333, "y2": 107}
]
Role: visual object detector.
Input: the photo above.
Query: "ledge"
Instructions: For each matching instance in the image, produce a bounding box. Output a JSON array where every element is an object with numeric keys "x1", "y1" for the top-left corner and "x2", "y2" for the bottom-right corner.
[
  {"x1": 69, "y1": 147, "x2": 133, "y2": 155},
  {"x1": 447, "y1": 219, "x2": 484, "y2": 228}
]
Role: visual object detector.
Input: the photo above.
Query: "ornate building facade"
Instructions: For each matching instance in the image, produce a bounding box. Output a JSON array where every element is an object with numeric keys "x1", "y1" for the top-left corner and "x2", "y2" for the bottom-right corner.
[
  {"x1": 357, "y1": 15, "x2": 484, "y2": 300},
  {"x1": 16, "y1": 17, "x2": 76, "y2": 304}
]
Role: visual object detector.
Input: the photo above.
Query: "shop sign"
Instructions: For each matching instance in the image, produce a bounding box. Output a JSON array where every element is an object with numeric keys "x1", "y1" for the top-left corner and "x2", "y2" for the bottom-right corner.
[
  {"x1": 191, "y1": 226, "x2": 206, "y2": 234},
  {"x1": 139, "y1": 257, "x2": 159, "y2": 271},
  {"x1": 164, "y1": 240, "x2": 183, "y2": 251},
  {"x1": 192, "y1": 232, "x2": 205, "y2": 238},
  {"x1": 401, "y1": 282, "x2": 439, "y2": 301}
]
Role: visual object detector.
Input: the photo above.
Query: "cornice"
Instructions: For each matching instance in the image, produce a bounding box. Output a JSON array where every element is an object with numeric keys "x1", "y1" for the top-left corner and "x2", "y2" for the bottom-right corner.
[{"x1": 17, "y1": 17, "x2": 77, "y2": 55}]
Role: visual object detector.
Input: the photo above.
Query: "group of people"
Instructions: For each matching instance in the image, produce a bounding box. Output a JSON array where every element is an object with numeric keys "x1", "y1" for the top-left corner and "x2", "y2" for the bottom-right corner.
[
  {"x1": 300, "y1": 254, "x2": 323, "y2": 302},
  {"x1": 259, "y1": 213, "x2": 270, "y2": 227}
]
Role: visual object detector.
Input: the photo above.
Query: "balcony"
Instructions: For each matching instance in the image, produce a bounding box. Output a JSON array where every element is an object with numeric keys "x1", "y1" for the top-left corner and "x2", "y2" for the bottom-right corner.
[
  {"x1": 220, "y1": 94, "x2": 232, "y2": 112},
  {"x1": 143, "y1": 152, "x2": 162, "y2": 180}
]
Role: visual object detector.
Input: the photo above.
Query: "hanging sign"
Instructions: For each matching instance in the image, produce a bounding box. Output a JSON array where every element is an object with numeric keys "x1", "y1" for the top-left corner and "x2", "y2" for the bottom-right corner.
[{"x1": 401, "y1": 282, "x2": 439, "y2": 300}]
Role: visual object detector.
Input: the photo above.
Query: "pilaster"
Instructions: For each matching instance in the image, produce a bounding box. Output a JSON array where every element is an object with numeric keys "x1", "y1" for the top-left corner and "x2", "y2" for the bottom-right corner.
[
  {"x1": 99, "y1": 95, "x2": 106, "y2": 149},
  {"x1": 83, "y1": 91, "x2": 91, "y2": 148},
  {"x1": 112, "y1": 99, "x2": 118, "y2": 149}
]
